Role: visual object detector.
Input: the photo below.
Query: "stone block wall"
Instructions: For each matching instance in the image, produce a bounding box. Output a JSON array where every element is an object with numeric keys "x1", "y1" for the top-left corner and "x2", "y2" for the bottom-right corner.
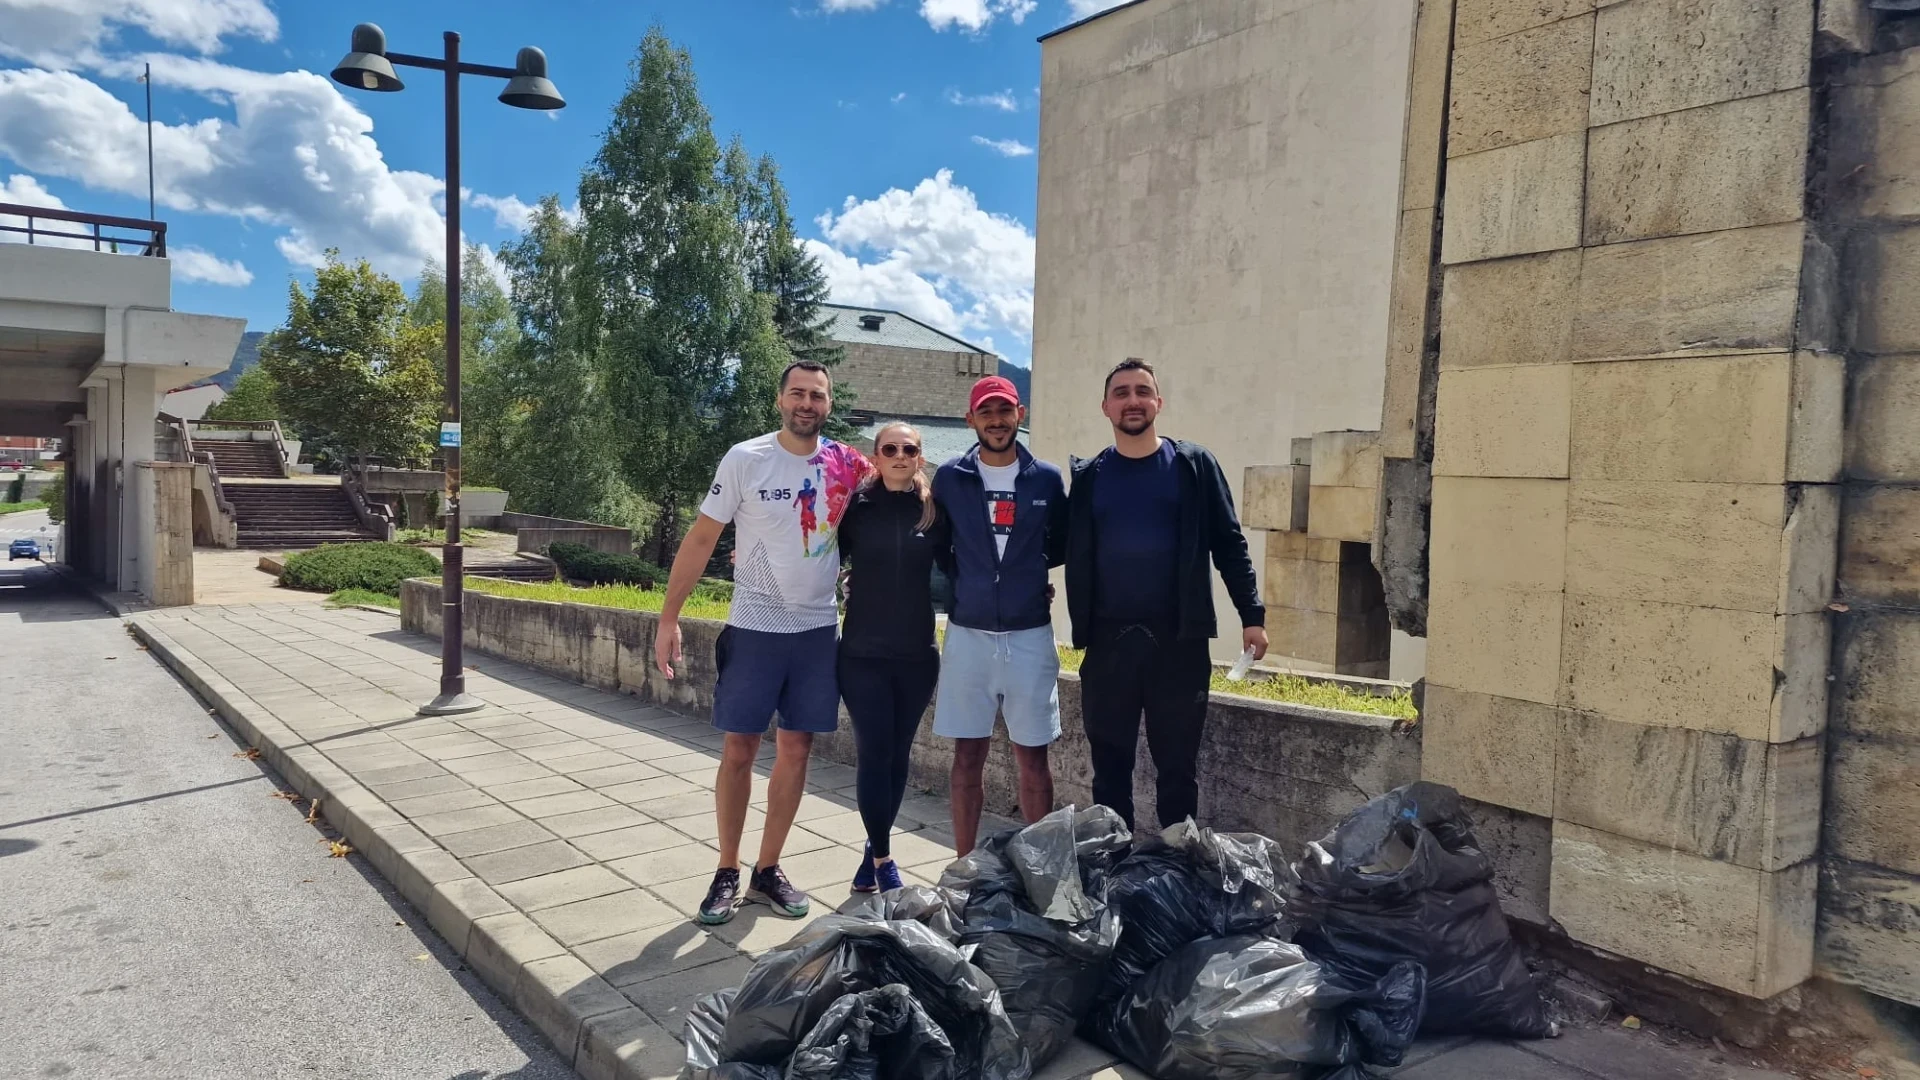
[
  {"x1": 833, "y1": 341, "x2": 993, "y2": 421},
  {"x1": 1416, "y1": 0, "x2": 1837, "y2": 1001},
  {"x1": 1814, "y1": 43, "x2": 1920, "y2": 1008},
  {"x1": 399, "y1": 580, "x2": 1422, "y2": 858}
]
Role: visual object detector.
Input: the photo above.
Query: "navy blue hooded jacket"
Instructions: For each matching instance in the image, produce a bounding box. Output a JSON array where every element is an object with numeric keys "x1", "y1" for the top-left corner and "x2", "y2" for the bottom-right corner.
[{"x1": 932, "y1": 443, "x2": 1068, "y2": 633}]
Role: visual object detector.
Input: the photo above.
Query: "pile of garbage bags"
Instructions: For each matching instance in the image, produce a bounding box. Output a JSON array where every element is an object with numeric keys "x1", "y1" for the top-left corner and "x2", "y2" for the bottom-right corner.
[{"x1": 682, "y1": 784, "x2": 1551, "y2": 1080}]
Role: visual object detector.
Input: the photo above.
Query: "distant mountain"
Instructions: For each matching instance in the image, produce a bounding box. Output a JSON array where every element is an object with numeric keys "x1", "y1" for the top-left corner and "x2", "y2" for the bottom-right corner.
[
  {"x1": 199, "y1": 330, "x2": 266, "y2": 391},
  {"x1": 1001, "y1": 361, "x2": 1031, "y2": 415}
]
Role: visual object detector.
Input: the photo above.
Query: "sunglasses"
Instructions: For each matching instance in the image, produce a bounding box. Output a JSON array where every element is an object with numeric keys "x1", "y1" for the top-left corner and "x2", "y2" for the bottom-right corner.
[{"x1": 878, "y1": 443, "x2": 921, "y2": 459}]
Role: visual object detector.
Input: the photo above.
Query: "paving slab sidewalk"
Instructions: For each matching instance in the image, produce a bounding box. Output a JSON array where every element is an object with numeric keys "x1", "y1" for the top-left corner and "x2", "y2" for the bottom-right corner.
[{"x1": 129, "y1": 604, "x2": 1804, "y2": 1080}]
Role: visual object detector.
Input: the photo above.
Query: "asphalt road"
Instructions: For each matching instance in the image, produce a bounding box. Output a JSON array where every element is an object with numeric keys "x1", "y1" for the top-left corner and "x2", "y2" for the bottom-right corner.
[{"x1": 0, "y1": 563, "x2": 575, "y2": 1080}]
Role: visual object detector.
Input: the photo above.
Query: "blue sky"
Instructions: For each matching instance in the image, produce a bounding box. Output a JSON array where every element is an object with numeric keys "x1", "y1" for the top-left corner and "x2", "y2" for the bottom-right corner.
[{"x1": 0, "y1": 0, "x2": 1121, "y2": 365}]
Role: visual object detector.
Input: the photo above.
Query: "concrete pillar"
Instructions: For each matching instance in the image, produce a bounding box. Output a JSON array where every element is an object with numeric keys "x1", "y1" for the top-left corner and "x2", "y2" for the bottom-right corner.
[
  {"x1": 137, "y1": 462, "x2": 194, "y2": 606},
  {"x1": 1420, "y1": 0, "x2": 1829, "y2": 999}
]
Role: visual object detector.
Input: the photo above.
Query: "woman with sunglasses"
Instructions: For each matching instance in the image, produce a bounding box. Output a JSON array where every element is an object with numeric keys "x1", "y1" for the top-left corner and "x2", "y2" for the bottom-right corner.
[{"x1": 837, "y1": 421, "x2": 948, "y2": 893}]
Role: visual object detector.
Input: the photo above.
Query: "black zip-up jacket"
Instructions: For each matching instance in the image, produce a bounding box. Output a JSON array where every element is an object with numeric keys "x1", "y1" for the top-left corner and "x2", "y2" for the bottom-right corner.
[
  {"x1": 838, "y1": 483, "x2": 949, "y2": 660},
  {"x1": 1064, "y1": 438, "x2": 1264, "y2": 648}
]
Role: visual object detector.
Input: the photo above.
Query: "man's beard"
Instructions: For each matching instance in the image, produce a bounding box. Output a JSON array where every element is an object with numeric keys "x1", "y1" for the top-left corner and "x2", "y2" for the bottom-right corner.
[
  {"x1": 1116, "y1": 413, "x2": 1153, "y2": 436},
  {"x1": 785, "y1": 411, "x2": 824, "y2": 438},
  {"x1": 975, "y1": 428, "x2": 1015, "y2": 452}
]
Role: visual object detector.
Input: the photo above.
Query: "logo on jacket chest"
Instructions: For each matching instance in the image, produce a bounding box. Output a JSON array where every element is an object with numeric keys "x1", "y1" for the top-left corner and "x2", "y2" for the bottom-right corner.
[{"x1": 986, "y1": 489, "x2": 1016, "y2": 535}]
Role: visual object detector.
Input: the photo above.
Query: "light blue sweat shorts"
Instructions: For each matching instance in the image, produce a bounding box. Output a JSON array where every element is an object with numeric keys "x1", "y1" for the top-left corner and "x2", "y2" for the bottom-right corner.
[{"x1": 931, "y1": 624, "x2": 1062, "y2": 747}]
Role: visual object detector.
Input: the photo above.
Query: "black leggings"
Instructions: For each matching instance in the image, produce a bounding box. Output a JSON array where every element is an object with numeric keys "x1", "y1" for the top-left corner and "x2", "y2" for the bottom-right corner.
[{"x1": 838, "y1": 649, "x2": 940, "y2": 859}]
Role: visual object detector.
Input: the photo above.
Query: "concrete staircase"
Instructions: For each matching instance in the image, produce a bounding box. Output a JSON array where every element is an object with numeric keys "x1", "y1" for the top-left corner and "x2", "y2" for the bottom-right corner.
[
  {"x1": 197, "y1": 439, "x2": 284, "y2": 479},
  {"x1": 464, "y1": 555, "x2": 559, "y2": 583},
  {"x1": 223, "y1": 483, "x2": 379, "y2": 549}
]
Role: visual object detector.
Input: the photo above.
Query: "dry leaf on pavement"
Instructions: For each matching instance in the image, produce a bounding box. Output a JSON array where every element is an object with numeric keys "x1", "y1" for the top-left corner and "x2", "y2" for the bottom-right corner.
[
  {"x1": 271, "y1": 790, "x2": 301, "y2": 801},
  {"x1": 327, "y1": 840, "x2": 353, "y2": 858},
  {"x1": 1621, "y1": 1016, "x2": 1642, "y2": 1030},
  {"x1": 233, "y1": 748, "x2": 261, "y2": 760},
  {"x1": 305, "y1": 799, "x2": 323, "y2": 824}
]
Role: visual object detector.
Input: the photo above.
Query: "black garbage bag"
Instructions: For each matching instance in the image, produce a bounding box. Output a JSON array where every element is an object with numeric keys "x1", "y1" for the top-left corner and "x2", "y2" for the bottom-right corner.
[
  {"x1": 1090, "y1": 935, "x2": 1425, "y2": 1080},
  {"x1": 936, "y1": 806, "x2": 1132, "y2": 1070},
  {"x1": 711, "y1": 915, "x2": 1030, "y2": 1080},
  {"x1": 683, "y1": 989, "x2": 782, "y2": 1080},
  {"x1": 1291, "y1": 781, "x2": 1552, "y2": 1039},
  {"x1": 787, "y1": 984, "x2": 971, "y2": 1080},
  {"x1": 1097, "y1": 818, "x2": 1293, "y2": 1007},
  {"x1": 843, "y1": 884, "x2": 966, "y2": 942}
]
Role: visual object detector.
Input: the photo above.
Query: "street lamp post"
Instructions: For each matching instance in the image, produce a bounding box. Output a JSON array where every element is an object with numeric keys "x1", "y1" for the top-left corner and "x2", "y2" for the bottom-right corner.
[{"x1": 332, "y1": 24, "x2": 564, "y2": 716}]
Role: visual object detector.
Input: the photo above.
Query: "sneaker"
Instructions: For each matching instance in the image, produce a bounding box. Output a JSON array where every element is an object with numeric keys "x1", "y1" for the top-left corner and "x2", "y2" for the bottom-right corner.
[
  {"x1": 698, "y1": 867, "x2": 740, "y2": 925},
  {"x1": 748, "y1": 863, "x2": 811, "y2": 918},
  {"x1": 874, "y1": 859, "x2": 904, "y2": 894},
  {"x1": 851, "y1": 843, "x2": 878, "y2": 894}
]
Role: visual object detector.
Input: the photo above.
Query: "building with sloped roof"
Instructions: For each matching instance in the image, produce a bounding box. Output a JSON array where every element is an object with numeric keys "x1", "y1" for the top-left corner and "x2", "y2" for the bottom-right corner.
[{"x1": 820, "y1": 303, "x2": 1004, "y2": 467}]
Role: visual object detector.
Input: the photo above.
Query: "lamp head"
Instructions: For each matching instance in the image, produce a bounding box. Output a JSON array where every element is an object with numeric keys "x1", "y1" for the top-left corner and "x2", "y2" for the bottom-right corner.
[
  {"x1": 331, "y1": 23, "x2": 403, "y2": 93},
  {"x1": 499, "y1": 46, "x2": 564, "y2": 110}
]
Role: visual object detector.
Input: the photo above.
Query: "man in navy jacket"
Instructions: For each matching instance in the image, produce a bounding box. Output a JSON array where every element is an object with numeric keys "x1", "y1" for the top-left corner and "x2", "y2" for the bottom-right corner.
[
  {"x1": 931, "y1": 375, "x2": 1069, "y2": 856},
  {"x1": 1063, "y1": 358, "x2": 1267, "y2": 832}
]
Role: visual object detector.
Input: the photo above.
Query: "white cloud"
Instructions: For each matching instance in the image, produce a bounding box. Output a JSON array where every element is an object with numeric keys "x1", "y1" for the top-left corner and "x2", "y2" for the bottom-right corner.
[
  {"x1": 945, "y1": 87, "x2": 1018, "y2": 111},
  {"x1": 920, "y1": 0, "x2": 1036, "y2": 32},
  {"x1": 0, "y1": 0, "x2": 277, "y2": 65},
  {"x1": 169, "y1": 244, "x2": 251, "y2": 285},
  {"x1": 0, "y1": 61, "x2": 449, "y2": 280},
  {"x1": 0, "y1": 172, "x2": 92, "y2": 248},
  {"x1": 971, "y1": 135, "x2": 1034, "y2": 157},
  {"x1": 0, "y1": 171, "x2": 63, "y2": 207},
  {"x1": 464, "y1": 190, "x2": 538, "y2": 232},
  {"x1": 891, "y1": 91, "x2": 908, "y2": 104},
  {"x1": 1066, "y1": 0, "x2": 1128, "y2": 17},
  {"x1": 811, "y1": 169, "x2": 1033, "y2": 349},
  {"x1": 819, "y1": 0, "x2": 888, "y2": 8}
]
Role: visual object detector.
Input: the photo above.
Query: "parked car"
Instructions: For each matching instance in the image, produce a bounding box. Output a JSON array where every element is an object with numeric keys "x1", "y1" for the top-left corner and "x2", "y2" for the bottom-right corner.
[
  {"x1": 9, "y1": 538, "x2": 40, "y2": 560},
  {"x1": 0, "y1": 459, "x2": 25, "y2": 470}
]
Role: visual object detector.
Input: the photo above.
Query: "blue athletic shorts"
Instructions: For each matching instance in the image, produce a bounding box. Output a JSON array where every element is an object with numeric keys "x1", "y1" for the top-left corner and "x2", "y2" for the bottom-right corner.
[{"x1": 711, "y1": 624, "x2": 841, "y2": 735}]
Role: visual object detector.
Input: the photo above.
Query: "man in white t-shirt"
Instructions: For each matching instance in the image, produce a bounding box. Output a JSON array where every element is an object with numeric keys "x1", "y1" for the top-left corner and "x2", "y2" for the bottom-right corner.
[{"x1": 655, "y1": 359, "x2": 871, "y2": 925}]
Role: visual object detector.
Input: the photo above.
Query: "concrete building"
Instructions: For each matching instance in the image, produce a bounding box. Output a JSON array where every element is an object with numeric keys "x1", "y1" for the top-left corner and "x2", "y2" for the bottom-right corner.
[
  {"x1": 820, "y1": 302, "x2": 997, "y2": 463},
  {"x1": 1035, "y1": 0, "x2": 1919, "y2": 1045},
  {"x1": 0, "y1": 204, "x2": 245, "y2": 600},
  {"x1": 1031, "y1": 0, "x2": 1424, "y2": 675}
]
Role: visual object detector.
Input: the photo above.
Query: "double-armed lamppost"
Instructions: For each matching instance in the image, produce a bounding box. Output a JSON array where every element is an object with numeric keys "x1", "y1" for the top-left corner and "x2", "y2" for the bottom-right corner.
[{"x1": 331, "y1": 24, "x2": 564, "y2": 715}]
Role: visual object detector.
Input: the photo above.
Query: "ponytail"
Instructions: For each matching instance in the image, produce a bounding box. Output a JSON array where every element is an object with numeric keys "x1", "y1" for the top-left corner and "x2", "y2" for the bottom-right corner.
[{"x1": 865, "y1": 421, "x2": 938, "y2": 533}]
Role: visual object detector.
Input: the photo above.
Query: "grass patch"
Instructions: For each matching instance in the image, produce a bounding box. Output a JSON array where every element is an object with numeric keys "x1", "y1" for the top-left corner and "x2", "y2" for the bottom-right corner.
[
  {"x1": 282, "y1": 541, "x2": 440, "y2": 595},
  {"x1": 0, "y1": 500, "x2": 44, "y2": 515},
  {"x1": 457, "y1": 582, "x2": 1415, "y2": 720},
  {"x1": 464, "y1": 576, "x2": 733, "y2": 622},
  {"x1": 395, "y1": 526, "x2": 491, "y2": 544},
  {"x1": 327, "y1": 588, "x2": 399, "y2": 609},
  {"x1": 1055, "y1": 645, "x2": 1415, "y2": 719}
]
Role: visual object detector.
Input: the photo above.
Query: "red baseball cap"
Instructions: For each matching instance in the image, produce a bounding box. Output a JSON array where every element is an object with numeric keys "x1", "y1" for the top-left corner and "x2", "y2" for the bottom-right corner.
[{"x1": 969, "y1": 375, "x2": 1021, "y2": 413}]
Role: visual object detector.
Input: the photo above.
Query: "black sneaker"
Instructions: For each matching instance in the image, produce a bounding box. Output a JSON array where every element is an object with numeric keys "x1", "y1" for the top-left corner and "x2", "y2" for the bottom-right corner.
[
  {"x1": 698, "y1": 867, "x2": 741, "y2": 925},
  {"x1": 748, "y1": 863, "x2": 811, "y2": 918}
]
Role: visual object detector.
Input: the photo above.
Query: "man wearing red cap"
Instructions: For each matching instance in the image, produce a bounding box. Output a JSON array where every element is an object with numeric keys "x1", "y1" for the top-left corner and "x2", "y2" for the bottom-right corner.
[{"x1": 930, "y1": 375, "x2": 1069, "y2": 855}]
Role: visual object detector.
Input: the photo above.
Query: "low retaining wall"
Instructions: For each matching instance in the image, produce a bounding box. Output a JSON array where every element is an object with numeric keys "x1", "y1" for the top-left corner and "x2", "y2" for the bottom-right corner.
[
  {"x1": 501, "y1": 512, "x2": 633, "y2": 556},
  {"x1": 402, "y1": 579, "x2": 1422, "y2": 858}
]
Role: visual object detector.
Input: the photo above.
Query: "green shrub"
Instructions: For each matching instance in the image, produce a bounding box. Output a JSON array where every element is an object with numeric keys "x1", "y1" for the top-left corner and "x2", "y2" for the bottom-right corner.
[
  {"x1": 4, "y1": 475, "x2": 22, "y2": 504},
  {"x1": 693, "y1": 577, "x2": 733, "y2": 604},
  {"x1": 548, "y1": 541, "x2": 665, "y2": 587},
  {"x1": 281, "y1": 541, "x2": 440, "y2": 595}
]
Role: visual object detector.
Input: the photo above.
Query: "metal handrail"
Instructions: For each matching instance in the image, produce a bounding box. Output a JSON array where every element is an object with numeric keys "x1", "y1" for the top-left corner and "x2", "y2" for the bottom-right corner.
[{"x1": 0, "y1": 202, "x2": 166, "y2": 256}]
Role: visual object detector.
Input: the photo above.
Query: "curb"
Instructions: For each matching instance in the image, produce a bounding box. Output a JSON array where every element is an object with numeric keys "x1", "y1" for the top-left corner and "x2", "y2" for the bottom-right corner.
[{"x1": 130, "y1": 617, "x2": 682, "y2": 1080}]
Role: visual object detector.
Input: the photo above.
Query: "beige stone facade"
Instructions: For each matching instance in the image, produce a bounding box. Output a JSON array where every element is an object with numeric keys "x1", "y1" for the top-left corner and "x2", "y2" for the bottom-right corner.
[
  {"x1": 1032, "y1": 0, "x2": 1422, "y2": 669},
  {"x1": 1035, "y1": 0, "x2": 1920, "y2": 1021}
]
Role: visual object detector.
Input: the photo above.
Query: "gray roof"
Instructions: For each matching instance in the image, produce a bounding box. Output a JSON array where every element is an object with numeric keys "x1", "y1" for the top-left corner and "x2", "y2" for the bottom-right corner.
[
  {"x1": 820, "y1": 304, "x2": 992, "y2": 356},
  {"x1": 848, "y1": 416, "x2": 1038, "y2": 468}
]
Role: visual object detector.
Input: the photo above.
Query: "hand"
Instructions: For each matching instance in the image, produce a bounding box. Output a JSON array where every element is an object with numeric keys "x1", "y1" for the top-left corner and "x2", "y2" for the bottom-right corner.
[
  {"x1": 1242, "y1": 625, "x2": 1268, "y2": 662},
  {"x1": 655, "y1": 617, "x2": 683, "y2": 679},
  {"x1": 1045, "y1": 582, "x2": 1056, "y2": 604}
]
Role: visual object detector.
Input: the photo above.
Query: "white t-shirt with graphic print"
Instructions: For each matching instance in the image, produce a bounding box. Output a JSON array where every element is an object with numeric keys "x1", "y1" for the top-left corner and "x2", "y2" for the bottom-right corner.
[
  {"x1": 699, "y1": 432, "x2": 871, "y2": 633},
  {"x1": 978, "y1": 459, "x2": 1020, "y2": 560}
]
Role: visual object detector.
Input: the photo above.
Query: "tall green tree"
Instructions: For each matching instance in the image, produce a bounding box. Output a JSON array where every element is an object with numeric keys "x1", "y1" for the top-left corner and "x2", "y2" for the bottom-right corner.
[
  {"x1": 581, "y1": 28, "x2": 786, "y2": 561},
  {"x1": 201, "y1": 364, "x2": 282, "y2": 422},
  {"x1": 258, "y1": 251, "x2": 442, "y2": 468},
  {"x1": 410, "y1": 245, "x2": 522, "y2": 489}
]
